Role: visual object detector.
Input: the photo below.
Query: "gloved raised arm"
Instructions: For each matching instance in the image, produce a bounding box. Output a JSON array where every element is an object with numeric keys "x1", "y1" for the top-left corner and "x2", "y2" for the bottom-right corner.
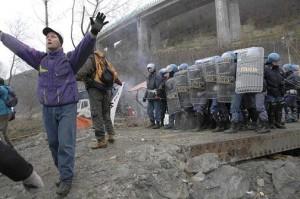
[{"x1": 90, "y1": 12, "x2": 109, "y2": 36}]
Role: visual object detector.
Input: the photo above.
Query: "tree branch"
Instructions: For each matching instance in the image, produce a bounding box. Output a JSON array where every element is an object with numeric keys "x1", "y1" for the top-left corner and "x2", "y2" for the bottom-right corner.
[
  {"x1": 80, "y1": 6, "x2": 86, "y2": 36},
  {"x1": 70, "y1": 0, "x2": 77, "y2": 48}
]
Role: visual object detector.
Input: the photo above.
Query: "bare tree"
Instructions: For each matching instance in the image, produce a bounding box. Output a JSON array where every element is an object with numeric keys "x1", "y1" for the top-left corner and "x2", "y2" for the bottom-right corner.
[
  {"x1": 7, "y1": 19, "x2": 30, "y2": 85},
  {"x1": 70, "y1": 0, "x2": 130, "y2": 48}
]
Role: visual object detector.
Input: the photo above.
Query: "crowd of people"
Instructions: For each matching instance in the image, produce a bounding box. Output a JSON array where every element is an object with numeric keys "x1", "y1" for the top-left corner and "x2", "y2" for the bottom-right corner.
[{"x1": 144, "y1": 49, "x2": 300, "y2": 134}]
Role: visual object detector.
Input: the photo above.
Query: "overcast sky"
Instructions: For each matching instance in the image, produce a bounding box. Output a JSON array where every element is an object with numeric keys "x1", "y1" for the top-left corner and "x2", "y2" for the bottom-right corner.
[{"x1": 0, "y1": 0, "x2": 147, "y2": 78}]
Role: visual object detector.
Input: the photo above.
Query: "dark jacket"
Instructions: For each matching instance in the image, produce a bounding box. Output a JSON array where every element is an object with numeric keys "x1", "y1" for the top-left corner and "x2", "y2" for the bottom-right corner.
[
  {"x1": 264, "y1": 65, "x2": 285, "y2": 97},
  {"x1": 144, "y1": 71, "x2": 162, "y2": 100},
  {"x1": 77, "y1": 51, "x2": 121, "y2": 91},
  {"x1": 0, "y1": 32, "x2": 96, "y2": 106}
]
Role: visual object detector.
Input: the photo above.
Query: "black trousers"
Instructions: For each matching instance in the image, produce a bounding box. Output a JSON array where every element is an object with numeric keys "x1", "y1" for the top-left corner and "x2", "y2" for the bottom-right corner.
[{"x1": 0, "y1": 141, "x2": 33, "y2": 181}]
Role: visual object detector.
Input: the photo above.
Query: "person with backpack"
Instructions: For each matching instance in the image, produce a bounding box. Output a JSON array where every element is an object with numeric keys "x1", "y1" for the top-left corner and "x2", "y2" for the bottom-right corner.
[
  {"x1": 0, "y1": 77, "x2": 15, "y2": 147},
  {"x1": 77, "y1": 50, "x2": 122, "y2": 149},
  {"x1": 0, "y1": 12, "x2": 108, "y2": 197}
]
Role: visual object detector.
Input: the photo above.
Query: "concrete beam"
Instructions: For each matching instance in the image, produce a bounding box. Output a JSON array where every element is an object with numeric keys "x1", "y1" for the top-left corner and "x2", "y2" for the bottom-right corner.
[
  {"x1": 228, "y1": 0, "x2": 241, "y2": 42},
  {"x1": 215, "y1": 0, "x2": 231, "y2": 48},
  {"x1": 137, "y1": 18, "x2": 150, "y2": 66}
]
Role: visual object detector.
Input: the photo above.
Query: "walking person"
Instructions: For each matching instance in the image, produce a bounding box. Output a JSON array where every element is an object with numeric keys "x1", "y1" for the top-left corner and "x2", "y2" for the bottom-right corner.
[
  {"x1": 0, "y1": 12, "x2": 108, "y2": 197},
  {"x1": 77, "y1": 50, "x2": 122, "y2": 149}
]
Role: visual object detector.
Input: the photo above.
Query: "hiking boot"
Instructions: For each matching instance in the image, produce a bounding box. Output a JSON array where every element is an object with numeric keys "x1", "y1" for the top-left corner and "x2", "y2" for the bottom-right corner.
[
  {"x1": 224, "y1": 123, "x2": 240, "y2": 134},
  {"x1": 91, "y1": 137, "x2": 107, "y2": 149},
  {"x1": 108, "y1": 134, "x2": 115, "y2": 143},
  {"x1": 56, "y1": 182, "x2": 72, "y2": 197}
]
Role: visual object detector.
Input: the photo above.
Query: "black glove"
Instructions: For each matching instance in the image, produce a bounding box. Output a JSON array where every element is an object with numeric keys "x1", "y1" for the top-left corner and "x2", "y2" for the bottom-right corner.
[{"x1": 90, "y1": 12, "x2": 109, "y2": 35}]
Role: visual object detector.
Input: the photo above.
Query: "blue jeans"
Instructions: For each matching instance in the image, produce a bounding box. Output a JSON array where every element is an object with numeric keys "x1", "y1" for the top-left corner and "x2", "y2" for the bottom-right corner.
[
  {"x1": 230, "y1": 93, "x2": 243, "y2": 123},
  {"x1": 193, "y1": 98, "x2": 208, "y2": 114},
  {"x1": 255, "y1": 92, "x2": 268, "y2": 122},
  {"x1": 43, "y1": 103, "x2": 77, "y2": 183},
  {"x1": 147, "y1": 100, "x2": 161, "y2": 123}
]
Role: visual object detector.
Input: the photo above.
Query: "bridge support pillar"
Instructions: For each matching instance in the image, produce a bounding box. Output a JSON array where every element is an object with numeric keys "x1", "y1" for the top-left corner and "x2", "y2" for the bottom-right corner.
[
  {"x1": 228, "y1": 0, "x2": 241, "y2": 42},
  {"x1": 215, "y1": 0, "x2": 231, "y2": 48},
  {"x1": 215, "y1": 0, "x2": 241, "y2": 47},
  {"x1": 137, "y1": 18, "x2": 150, "y2": 66},
  {"x1": 151, "y1": 27, "x2": 161, "y2": 50}
]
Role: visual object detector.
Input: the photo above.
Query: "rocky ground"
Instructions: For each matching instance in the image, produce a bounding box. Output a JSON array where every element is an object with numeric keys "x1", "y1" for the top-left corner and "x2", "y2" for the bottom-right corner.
[{"x1": 0, "y1": 127, "x2": 300, "y2": 199}]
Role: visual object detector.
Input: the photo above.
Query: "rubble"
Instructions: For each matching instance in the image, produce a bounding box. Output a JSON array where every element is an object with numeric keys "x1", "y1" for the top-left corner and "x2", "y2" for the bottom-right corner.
[{"x1": 0, "y1": 128, "x2": 299, "y2": 199}]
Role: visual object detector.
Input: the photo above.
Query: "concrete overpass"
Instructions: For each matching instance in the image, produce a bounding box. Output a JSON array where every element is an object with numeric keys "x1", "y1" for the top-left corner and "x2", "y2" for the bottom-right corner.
[{"x1": 98, "y1": 0, "x2": 241, "y2": 66}]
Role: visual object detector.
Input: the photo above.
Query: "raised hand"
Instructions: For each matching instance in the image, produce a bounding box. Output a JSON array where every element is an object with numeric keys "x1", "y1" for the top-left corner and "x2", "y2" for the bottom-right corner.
[{"x1": 90, "y1": 12, "x2": 109, "y2": 35}]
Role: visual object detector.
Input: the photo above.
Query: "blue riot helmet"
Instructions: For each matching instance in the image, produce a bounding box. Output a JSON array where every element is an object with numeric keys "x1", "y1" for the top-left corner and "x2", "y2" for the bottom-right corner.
[
  {"x1": 166, "y1": 64, "x2": 178, "y2": 78},
  {"x1": 291, "y1": 64, "x2": 299, "y2": 72},
  {"x1": 195, "y1": 59, "x2": 204, "y2": 64},
  {"x1": 267, "y1": 53, "x2": 280, "y2": 65},
  {"x1": 221, "y1": 51, "x2": 237, "y2": 62},
  {"x1": 178, "y1": 63, "x2": 189, "y2": 71},
  {"x1": 146, "y1": 63, "x2": 156, "y2": 73},
  {"x1": 283, "y1": 64, "x2": 293, "y2": 73},
  {"x1": 166, "y1": 64, "x2": 178, "y2": 73},
  {"x1": 159, "y1": 68, "x2": 168, "y2": 77}
]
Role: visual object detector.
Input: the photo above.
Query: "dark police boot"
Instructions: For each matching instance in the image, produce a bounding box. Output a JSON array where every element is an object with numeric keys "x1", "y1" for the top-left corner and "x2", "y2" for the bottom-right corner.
[
  {"x1": 248, "y1": 121, "x2": 258, "y2": 131},
  {"x1": 146, "y1": 120, "x2": 155, "y2": 128},
  {"x1": 257, "y1": 121, "x2": 270, "y2": 134},
  {"x1": 193, "y1": 113, "x2": 204, "y2": 132},
  {"x1": 224, "y1": 122, "x2": 240, "y2": 134},
  {"x1": 152, "y1": 122, "x2": 161, "y2": 129},
  {"x1": 212, "y1": 121, "x2": 225, "y2": 132},
  {"x1": 274, "y1": 105, "x2": 286, "y2": 129},
  {"x1": 164, "y1": 124, "x2": 175, "y2": 129}
]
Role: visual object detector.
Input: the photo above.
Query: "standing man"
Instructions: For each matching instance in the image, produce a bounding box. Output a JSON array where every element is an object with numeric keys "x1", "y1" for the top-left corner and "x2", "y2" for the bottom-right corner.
[
  {"x1": 77, "y1": 50, "x2": 122, "y2": 149},
  {"x1": 0, "y1": 12, "x2": 108, "y2": 197},
  {"x1": 143, "y1": 63, "x2": 162, "y2": 129},
  {"x1": 265, "y1": 53, "x2": 286, "y2": 129},
  {"x1": 0, "y1": 77, "x2": 14, "y2": 147}
]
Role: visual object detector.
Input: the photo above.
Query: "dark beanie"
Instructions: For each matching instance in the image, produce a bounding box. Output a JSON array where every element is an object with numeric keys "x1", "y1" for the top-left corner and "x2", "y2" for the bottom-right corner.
[{"x1": 42, "y1": 27, "x2": 64, "y2": 45}]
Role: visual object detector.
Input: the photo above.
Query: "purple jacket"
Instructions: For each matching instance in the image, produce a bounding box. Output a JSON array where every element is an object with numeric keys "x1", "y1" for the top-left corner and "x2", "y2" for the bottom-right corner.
[{"x1": 1, "y1": 32, "x2": 96, "y2": 106}]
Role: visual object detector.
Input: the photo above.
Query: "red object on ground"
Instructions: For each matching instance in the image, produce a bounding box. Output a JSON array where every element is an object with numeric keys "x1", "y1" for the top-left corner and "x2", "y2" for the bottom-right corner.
[{"x1": 77, "y1": 116, "x2": 92, "y2": 129}]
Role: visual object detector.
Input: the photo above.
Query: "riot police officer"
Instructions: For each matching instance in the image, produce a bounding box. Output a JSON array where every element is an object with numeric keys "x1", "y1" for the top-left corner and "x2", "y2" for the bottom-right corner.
[
  {"x1": 164, "y1": 64, "x2": 179, "y2": 129},
  {"x1": 283, "y1": 64, "x2": 299, "y2": 123},
  {"x1": 158, "y1": 68, "x2": 169, "y2": 126},
  {"x1": 265, "y1": 53, "x2": 286, "y2": 129},
  {"x1": 143, "y1": 63, "x2": 163, "y2": 129}
]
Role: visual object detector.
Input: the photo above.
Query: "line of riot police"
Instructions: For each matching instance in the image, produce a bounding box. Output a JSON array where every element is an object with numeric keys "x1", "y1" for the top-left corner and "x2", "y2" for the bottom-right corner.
[{"x1": 143, "y1": 47, "x2": 300, "y2": 133}]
